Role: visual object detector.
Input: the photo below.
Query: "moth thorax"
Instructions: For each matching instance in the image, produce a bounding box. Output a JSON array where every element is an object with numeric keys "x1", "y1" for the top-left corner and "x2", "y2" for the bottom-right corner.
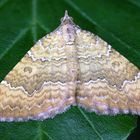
[{"x1": 62, "y1": 24, "x2": 76, "y2": 44}]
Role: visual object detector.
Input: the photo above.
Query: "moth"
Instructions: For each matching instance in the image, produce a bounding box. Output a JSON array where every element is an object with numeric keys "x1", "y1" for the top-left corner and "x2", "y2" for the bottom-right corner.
[{"x1": 0, "y1": 11, "x2": 140, "y2": 121}]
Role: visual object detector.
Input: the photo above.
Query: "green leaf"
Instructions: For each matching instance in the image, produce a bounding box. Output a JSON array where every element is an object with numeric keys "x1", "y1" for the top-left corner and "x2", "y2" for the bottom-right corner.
[
  {"x1": 0, "y1": 0, "x2": 139, "y2": 139},
  {"x1": 0, "y1": 107, "x2": 137, "y2": 140}
]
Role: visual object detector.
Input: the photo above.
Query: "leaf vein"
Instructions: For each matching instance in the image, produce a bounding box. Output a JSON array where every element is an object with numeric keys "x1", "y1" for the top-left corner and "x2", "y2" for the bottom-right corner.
[
  {"x1": 127, "y1": 0, "x2": 140, "y2": 8},
  {"x1": 37, "y1": 122, "x2": 54, "y2": 140},
  {"x1": 37, "y1": 21, "x2": 51, "y2": 33},
  {"x1": 0, "y1": 27, "x2": 30, "y2": 60},
  {"x1": 78, "y1": 108, "x2": 104, "y2": 140},
  {"x1": 0, "y1": 0, "x2": 10, "y2": 9},
  {"x1": 42, "y1": 130, "x2": 54, "y2": 140},
  {"x1": 32, "y1": 0, "x2": 37, "y2": 42}
]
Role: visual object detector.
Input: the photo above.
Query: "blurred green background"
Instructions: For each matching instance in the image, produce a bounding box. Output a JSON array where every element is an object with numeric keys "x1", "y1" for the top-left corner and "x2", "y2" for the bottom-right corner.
[{"x1": 0, "y1": 0, "x2": 140, "y2": 139}]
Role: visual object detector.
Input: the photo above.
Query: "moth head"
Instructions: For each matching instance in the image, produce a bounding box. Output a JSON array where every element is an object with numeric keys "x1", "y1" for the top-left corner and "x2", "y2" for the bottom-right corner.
[{"x1": 61, "y1": 10, "x2": 74, "y2": 25}]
